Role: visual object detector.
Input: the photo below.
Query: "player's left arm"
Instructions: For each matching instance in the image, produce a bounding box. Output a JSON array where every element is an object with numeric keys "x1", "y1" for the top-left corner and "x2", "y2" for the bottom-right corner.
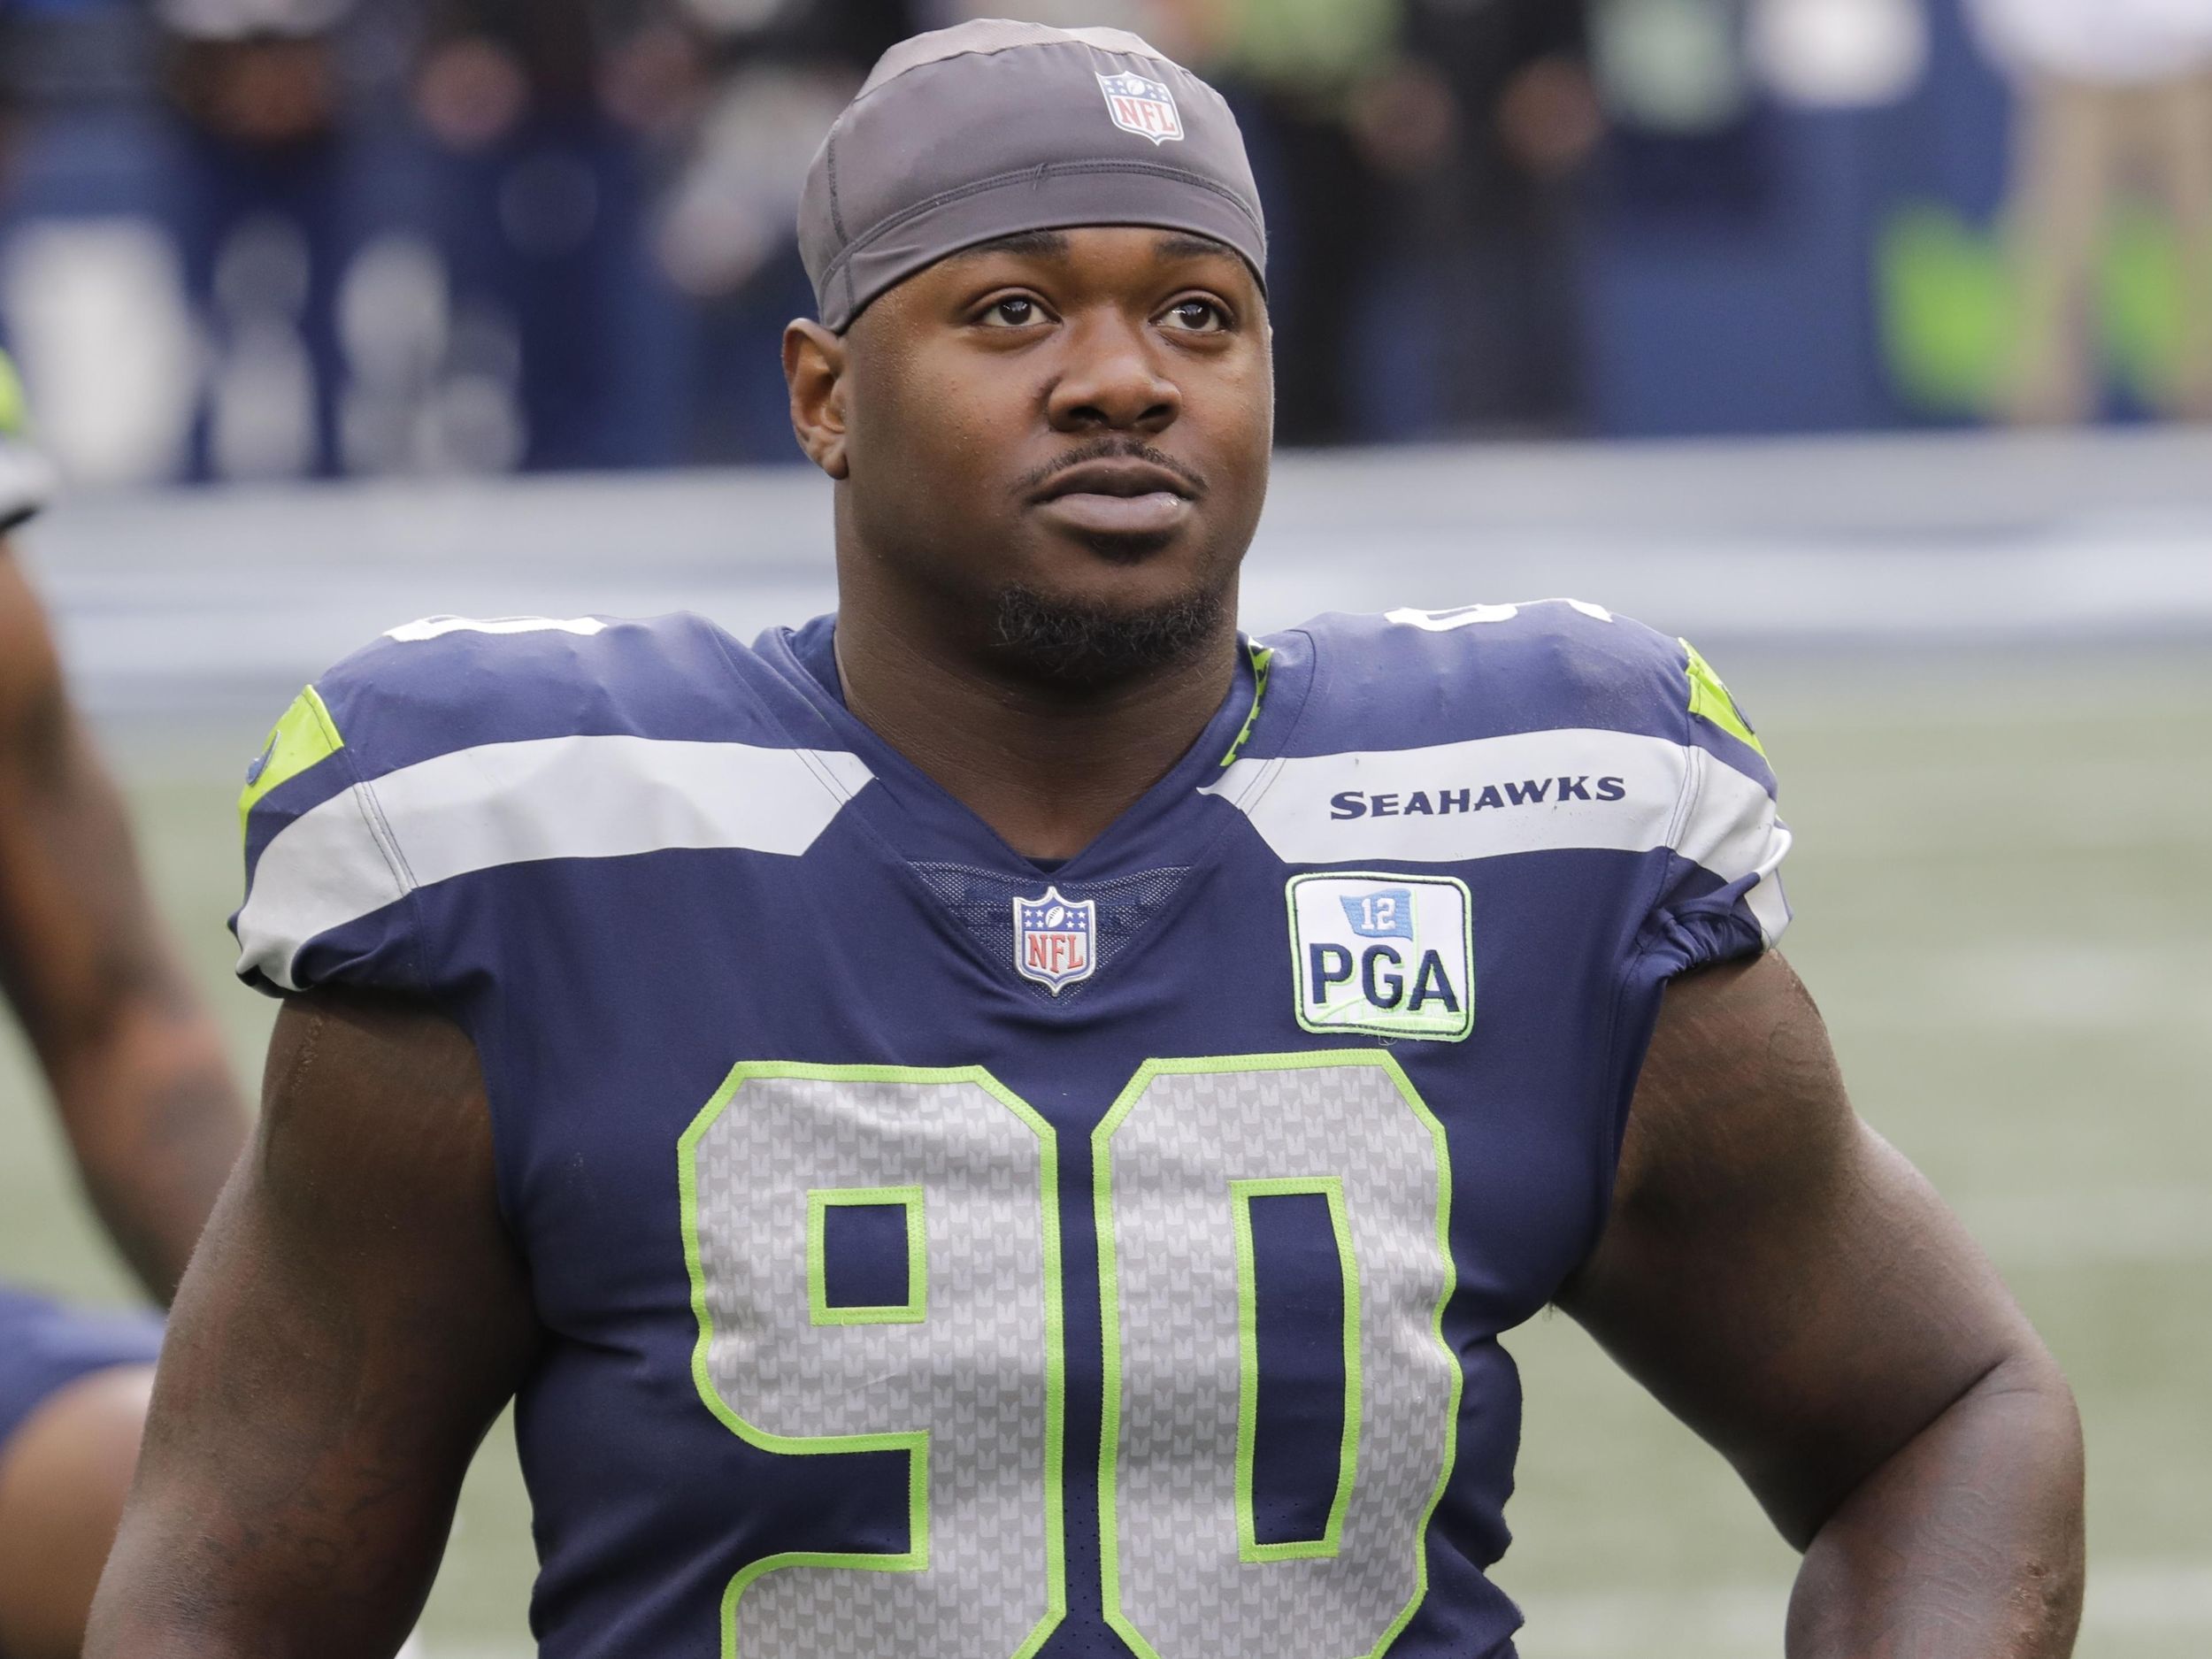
[
  {"x1": 0, "y1": 544, "x2": 249, "y2": 1302},
  {"x1": 1557, "y1": 949, "x2": 2085, "y2": 1655}
]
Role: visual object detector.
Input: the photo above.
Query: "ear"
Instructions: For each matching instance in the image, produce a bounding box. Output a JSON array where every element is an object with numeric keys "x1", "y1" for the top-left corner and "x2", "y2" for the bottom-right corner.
[{"x1": 783, "y1": 319, "x2": 850, "y2": 480}]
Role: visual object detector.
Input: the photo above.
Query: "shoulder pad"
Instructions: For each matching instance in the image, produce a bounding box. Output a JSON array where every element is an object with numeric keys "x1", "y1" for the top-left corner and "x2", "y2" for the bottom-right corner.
[
  {"x1": 230, "y1": 611, "x2": 872, "y2": 995},
  {"x1": 308, "y1": 611, "x2": 787, "y2": 778},
  {"x1": 1272, "y1": 598, "x2": 1712, "y2": 755}
]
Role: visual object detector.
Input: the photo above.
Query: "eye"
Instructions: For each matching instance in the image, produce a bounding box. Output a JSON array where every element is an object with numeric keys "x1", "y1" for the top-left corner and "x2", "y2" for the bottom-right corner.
[
  {"x1": 979, "y1": 296, "x2": 1047, "y2": 328},
  {"x1": 1160, "y1": 298, "x2": 1228, "y2": 334}
]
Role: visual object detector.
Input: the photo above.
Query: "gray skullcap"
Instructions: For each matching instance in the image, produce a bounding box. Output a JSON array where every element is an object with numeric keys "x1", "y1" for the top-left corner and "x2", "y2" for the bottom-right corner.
[{"x1": 800, "y1": 19, "x2": 1267, "y2": 332}]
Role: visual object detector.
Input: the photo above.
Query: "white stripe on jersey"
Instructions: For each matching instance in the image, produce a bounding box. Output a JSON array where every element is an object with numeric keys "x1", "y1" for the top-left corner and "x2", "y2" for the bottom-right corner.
[
  {"x1": 237, "y1": 735, "x2": 874, "y2": 991},
  {"x1": 1202, "y1": 727, "x2": 1790, "y2": 945}
]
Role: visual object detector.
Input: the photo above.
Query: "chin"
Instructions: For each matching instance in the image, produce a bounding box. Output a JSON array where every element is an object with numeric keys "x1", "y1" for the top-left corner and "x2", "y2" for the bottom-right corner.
[{"x1": 987, "y1": 570, "x2": 1234, "y2": 688}]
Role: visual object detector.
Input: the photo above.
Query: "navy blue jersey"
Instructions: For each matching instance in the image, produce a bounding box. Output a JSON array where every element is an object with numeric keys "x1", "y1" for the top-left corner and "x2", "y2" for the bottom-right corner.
[
  {"x1": 233, "y1": 599, "x2": 1789, "y2": 1659},
  {"x1": 0, "y1": 1285, "x2": 161, "y2": 1455}
]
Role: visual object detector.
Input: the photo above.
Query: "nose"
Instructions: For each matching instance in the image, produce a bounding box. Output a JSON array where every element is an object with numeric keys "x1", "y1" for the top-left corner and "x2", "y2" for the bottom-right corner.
[{"x1": 1046, "y1": 311, "x2": 1180, "y2": 435}]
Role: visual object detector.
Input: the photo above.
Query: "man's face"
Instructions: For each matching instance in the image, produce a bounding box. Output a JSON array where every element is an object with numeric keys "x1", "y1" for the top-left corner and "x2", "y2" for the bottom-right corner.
[{"x1": 792, "y1": 226, "x2": 1272, "y2": 677}]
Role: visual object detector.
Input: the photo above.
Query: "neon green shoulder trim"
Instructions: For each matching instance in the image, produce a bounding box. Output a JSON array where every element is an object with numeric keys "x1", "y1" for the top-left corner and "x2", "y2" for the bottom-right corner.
[
  {"x1": 0, "y1": 351, "x2": 28, "y2": 441},
  {"x1": 1217, "y1": 643, "x2": 1274, "y2": 768},
  {"x1": 239, "y1": 685, "x2": 346, "y2": 837},
  {"x1": 1679, "y1": 639, "x2": 1765, "y2": 758}
]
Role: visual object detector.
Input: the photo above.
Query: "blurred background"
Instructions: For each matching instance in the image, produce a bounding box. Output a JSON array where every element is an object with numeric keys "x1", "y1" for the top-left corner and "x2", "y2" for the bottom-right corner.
[
  {"x1": 3, "y1": 0, "x2": 2212, "y2": 475},
  {"x1": 2, "y1": 1, "x2": 2209, "y2": 1656}
]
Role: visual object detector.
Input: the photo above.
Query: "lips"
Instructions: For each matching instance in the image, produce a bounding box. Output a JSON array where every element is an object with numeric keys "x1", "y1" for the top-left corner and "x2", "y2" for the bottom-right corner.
[{"x1": 1032, "y1": 458, "x2": 1197, "y2": 503}]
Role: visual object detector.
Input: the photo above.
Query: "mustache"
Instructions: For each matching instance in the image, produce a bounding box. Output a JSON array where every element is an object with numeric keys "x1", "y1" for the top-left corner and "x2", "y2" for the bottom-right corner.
[{"x1": 1012, "y1": 437, "x2": 1208, "y2": 499}]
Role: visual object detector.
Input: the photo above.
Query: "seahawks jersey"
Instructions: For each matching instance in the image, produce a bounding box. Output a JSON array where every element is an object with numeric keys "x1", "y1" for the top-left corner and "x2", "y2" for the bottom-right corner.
[{"x1": 233, "y1": 599, "x2": 1789, "y2": 1659}]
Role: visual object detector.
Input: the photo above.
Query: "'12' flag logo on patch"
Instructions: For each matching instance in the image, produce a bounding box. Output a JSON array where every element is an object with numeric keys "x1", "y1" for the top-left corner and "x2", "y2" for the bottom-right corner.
[
  {"x1": 1013, "y1": 887, "x2": 1096, "y2": 995},
  {"x1": 1096, "y1": 71, "x2": 1185, "y2": 145},
  {"x1": 1340, "y1": 887, "x2": 1414, "y2": 939}
]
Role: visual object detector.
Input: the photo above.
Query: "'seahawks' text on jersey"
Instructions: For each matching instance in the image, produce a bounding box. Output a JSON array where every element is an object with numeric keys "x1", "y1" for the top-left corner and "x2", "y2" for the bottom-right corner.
[{"x1": 233, "y1": 599, "x2": 1789, "y2": 1659}]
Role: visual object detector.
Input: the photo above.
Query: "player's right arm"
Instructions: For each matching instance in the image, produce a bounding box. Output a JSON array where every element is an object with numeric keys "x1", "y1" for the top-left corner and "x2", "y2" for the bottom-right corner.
[{"x1": 84, "y1": 989, "x2": 540, "y2": 1659}]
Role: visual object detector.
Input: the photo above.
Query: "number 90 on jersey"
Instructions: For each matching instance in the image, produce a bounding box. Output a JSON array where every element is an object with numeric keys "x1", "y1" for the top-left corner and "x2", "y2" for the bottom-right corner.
[{"x1": 680, "y1": 1053, "x2": 1459, "y2": 1659}]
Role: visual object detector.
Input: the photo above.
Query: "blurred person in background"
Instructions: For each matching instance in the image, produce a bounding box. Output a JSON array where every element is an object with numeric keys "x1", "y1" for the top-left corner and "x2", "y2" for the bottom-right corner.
[
  {"x1": 406, "y1": 0, "x2": 674, "y2": 472},
  {"x1": 1182, "y1": 0, "x2": 1403, "y2": 443},
  {"x1": 1970, "y1": 0, "x2": 2212, "y2": 423},
  {"x1": 1357, "y1": 0, "x2": 1604, "y2": 434},
  {"x1": 0, "y1": 350, "x2": 249, "y2": 1658},
  {"x1": 155, "y1": 0, "x2": 368, "y2": 481},
  {"x1": 635, "y1": 0, "x2": 918, "y2": 459}
]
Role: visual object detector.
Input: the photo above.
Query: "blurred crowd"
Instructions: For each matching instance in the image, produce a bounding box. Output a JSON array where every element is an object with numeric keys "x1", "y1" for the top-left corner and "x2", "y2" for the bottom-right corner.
[{"x1": 0, "y1": 0, "x2": 2208, "y2": 485}]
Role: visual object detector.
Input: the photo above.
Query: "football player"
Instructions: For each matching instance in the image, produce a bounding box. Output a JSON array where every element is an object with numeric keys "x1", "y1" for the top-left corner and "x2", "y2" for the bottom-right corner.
[
  {"x1": 90, "y1": 22, "x2": 2084, "y2": 1659},
  {"x1": 0, "y1": 350, "x2": 249, "y2": 1659}
]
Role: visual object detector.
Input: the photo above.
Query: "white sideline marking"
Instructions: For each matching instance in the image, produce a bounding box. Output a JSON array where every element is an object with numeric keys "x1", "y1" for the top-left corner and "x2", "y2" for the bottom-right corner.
[{"x1": 1517, "y1": 1561, "x2": 2212, "y2": 1655}]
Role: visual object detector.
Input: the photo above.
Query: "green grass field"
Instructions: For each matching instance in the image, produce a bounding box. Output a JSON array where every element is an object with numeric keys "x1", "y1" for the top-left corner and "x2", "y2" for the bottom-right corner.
[{"x1": 2, "y1": 644, "x2": 2206, "y2": 1657}]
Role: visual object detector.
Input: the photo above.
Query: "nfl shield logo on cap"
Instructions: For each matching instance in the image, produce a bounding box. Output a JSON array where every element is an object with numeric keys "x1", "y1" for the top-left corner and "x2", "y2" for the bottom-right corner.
[
  {"x1": 1013, "y1": 887, "x2": 1097, "y2": 994},
  {"x1": 1096, "y1": 70, "x2": 1184, "y2": 145}
]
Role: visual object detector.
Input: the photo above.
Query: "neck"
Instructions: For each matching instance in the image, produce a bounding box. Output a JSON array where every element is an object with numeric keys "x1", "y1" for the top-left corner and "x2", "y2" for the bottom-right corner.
[{"x1": 832, "y1": 588, "x2": 1240, "y2": 864}]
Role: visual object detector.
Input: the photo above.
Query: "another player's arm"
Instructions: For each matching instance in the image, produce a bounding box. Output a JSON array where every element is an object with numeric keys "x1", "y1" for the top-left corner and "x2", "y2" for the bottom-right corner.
[
  {"x1": 1558, "y1": 951, "x2": 2084, "y2": 1655},
  {"x1": 86, "y1": 989, "x2": 538, "y2": 1659},
  {"x1": 0, "y1": 546, "x2": 248, "y2": 1302}
]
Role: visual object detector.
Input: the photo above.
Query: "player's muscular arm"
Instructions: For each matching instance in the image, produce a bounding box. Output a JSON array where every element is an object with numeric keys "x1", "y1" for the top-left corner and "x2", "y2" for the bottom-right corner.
[
  {"x1": 1558, "y1": 952, "x2": 2085, "y2": 1656},
  {"x1": 0, "y1": 548, "x2": 247, "y2": 1301},
  {"x1": 86, "y1": 991, "x2": 539, "y2": 1659}
]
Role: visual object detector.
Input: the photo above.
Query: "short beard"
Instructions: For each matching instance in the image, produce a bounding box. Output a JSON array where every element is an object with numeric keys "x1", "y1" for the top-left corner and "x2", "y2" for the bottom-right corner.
[{"x1": 988, "y1": 581, "x2": 1231, "y2": 689}]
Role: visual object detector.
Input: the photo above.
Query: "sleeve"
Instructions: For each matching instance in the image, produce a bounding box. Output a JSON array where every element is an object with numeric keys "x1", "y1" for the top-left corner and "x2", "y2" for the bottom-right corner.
[
  {"x1": 230, "y1": 677, "x2": 427, "y2": 998},
  {"x1": 227, "y1": 611, "x2": 710, "y2": 998},
  {"x1": 1640, "y1": 636, "x2": 1792, "y2": 977},
  {"x1": 0, "y1": 349, "x2": 57, "y2": 534}
]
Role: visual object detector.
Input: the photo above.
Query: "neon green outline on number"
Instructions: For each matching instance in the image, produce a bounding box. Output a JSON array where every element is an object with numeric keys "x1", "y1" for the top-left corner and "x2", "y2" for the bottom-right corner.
[
  {"x1": 1094, "y1": 1050, "x2": 1461, "y2": 1659},
  {"x1": 807, "y1": 1186, "x2": 926, "y2": 1325},
  {"x1": 1229, "y1": 1175, "x2": 1361, "y2": 1563},
  {"x1": 679, "y1": 1060, "x2": 1066, "y2": 1659}
]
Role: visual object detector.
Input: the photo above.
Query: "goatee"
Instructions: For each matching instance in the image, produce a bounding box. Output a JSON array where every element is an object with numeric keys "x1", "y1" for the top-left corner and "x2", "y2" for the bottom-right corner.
[{"x1": 988, "y1": 581, "x2": 1232, "y2": 689}]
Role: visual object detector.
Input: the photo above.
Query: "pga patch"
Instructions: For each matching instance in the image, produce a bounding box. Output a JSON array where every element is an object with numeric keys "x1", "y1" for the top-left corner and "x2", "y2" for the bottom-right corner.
[
  {"x1": 1013, "y1": 886, "x2": 1096, "y2": 995},
  {"x1": 1287, "y1": 873, "x2": 1472, "y2": 1041},
  {"x1": 1097, "y1": 70, "x2": 1185, "y2": 145}
]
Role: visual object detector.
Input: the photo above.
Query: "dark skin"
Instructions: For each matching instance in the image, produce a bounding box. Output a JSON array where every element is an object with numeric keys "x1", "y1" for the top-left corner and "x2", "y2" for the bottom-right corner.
[
  {"x1": 1570, "y1": 954, "x2": 2084, "y2": 1650},
  {"x1": 0, "y1": 543, "x2": 251, "y2": 1656},
  {"x1": 785, "y1": 227, "x2": 1271, "y2": 859},
  {"x1": 90, "y1": 995, "x2": 534, "y2": 1656},
  {"x1": 0, "y1": 547, "x2": 248, "y2": 1303},
  {"x1": 87, "y1": 229, "x2": 2082, "y2": 1656}
]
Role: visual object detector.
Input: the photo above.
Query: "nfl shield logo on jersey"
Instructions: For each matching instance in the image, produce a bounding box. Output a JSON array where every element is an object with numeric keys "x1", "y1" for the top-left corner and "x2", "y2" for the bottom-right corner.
[
  {"x1": 1013, "y1": 887, "x2": 1096, "y2": 994},
  {"x1": 1096, "y1": 71, "x2": 1185, "y2": 144}
]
